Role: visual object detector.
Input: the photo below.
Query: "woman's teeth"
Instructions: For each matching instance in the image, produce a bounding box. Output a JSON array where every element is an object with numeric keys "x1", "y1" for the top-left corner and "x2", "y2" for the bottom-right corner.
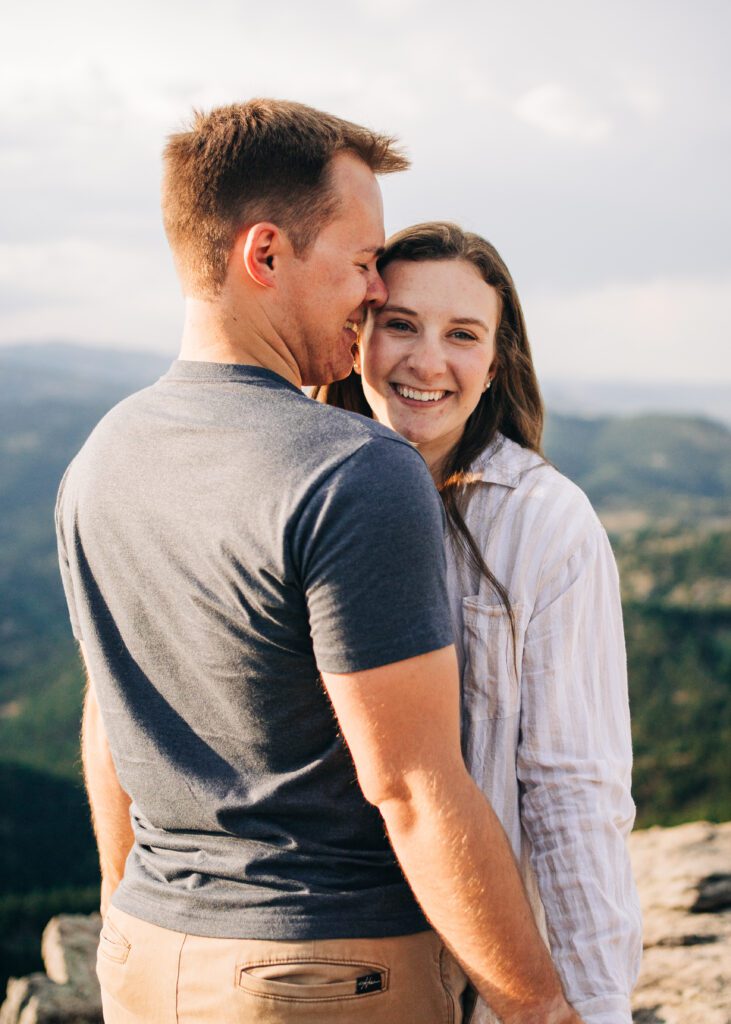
[{"x1": 394, "y1": 384, "x2": 447, "y2": 402}]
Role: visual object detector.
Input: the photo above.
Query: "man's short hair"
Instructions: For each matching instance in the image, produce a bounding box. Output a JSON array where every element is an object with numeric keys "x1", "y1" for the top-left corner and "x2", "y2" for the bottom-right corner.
[{"x1": 162, "y1": 99, "x2": 409, "y2": 297}]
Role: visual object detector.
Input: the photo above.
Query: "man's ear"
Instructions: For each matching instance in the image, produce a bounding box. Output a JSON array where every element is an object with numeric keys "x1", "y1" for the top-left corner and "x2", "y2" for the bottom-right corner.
[{"x1": 241, "y1": 223, "x2": 281, "y2": 287}]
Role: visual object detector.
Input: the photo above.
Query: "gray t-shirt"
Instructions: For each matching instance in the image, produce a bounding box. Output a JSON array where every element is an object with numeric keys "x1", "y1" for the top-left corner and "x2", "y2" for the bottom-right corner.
[{"x1": 56, "y1": 361, "x2": 454, "y2": 939}]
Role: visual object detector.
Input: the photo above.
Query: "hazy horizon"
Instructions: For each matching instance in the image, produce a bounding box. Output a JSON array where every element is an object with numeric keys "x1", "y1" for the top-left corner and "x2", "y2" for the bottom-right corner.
[{"x1": 3, "y1": 339, "x2": 730, "y2": 425}]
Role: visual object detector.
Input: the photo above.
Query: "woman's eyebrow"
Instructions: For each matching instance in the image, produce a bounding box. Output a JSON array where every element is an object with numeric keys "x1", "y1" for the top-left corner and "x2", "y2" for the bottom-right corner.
[
  {"x1": 449, "y1": 317, "x2": 489, "y2": 330},
  {"x1": 381, "y1": 305, "x2": 419, "y2": 316}
]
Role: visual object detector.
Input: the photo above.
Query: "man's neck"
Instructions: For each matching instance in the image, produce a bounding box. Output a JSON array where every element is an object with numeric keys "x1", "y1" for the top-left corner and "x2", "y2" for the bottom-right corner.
[{"x1": 178, "y1": 296, "x2": 301, "y2": 387}]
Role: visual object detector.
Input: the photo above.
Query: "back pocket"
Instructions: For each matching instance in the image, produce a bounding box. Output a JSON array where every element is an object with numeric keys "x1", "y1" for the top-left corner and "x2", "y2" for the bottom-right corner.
[
  {"x1": 237, "y1": 959, "x2": 389, "y2": 1002},
  {"x1": 462, "y1": 599, "x2": 524, "y2": 719}
]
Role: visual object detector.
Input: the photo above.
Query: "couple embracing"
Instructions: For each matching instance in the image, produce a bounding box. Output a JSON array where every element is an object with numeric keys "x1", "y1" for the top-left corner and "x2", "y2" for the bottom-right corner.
[{"x1": 56, "y1": 99, "x2": 641, "y2": 1024}]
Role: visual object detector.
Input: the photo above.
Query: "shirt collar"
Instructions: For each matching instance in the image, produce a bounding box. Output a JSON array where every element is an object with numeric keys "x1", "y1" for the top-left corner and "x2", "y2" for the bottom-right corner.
[{"x1": 465, "y1": 433, "x2": 545, "y2": 489}]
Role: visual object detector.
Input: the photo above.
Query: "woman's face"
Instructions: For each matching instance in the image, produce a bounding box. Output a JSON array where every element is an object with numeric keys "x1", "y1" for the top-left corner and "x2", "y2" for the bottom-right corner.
[{"x1": 359, "y1": 258, "x2": 500, "y2": 472}]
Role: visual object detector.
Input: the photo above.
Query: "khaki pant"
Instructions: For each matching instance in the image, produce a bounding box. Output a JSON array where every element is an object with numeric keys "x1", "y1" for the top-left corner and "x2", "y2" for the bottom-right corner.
[{"x1": 98, "y1": 906, "x2": 469, "y2": 1023}]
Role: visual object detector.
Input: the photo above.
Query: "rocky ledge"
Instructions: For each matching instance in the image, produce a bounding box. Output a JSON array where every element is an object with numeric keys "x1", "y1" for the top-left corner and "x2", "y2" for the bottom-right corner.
[
  {"x1": 1, "y1": 820, "x2": 730, "y2": 1023},
  {"x1": 630, "y1": 820, "x2": 731, "y2": 1024}
]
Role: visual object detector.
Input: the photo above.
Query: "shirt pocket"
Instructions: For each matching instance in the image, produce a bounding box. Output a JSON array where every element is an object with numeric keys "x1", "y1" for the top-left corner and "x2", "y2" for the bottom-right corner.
[{"x1": 462, "y1": 598, "x2": 524, "y2": 719}]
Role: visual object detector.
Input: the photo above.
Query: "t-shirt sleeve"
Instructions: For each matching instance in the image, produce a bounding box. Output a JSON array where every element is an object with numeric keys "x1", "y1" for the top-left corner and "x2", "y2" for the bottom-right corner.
[
  {"x1": 291, "y1": 436, "x2": 454, "y2": 674},
  {"x1": 55, "y1": 466, "x2": 83, "y2": 642}
]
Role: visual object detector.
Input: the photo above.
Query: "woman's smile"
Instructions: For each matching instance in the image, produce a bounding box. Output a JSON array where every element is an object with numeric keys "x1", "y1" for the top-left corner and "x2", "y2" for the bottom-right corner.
[{"x1": 390, "y1": 383, "x2": 451, "y2": 404}]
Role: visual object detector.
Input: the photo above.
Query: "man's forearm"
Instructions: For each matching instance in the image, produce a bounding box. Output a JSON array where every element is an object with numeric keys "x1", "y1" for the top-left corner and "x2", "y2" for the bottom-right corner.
[
  {"x1": 322, "y1": 647, "x2": 583, "y2": 1023},
  {"x1": 81, "y1": 680, "x2": 134, "y2": 914},
  {"x1": 379, "y1": 766, "x2": 583, "y2": 1024}
]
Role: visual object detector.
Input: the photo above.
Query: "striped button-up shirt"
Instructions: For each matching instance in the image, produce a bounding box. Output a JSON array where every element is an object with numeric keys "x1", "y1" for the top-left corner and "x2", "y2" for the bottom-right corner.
[{"x1": 445, "y1": 434, "x2": 642, "y2": 1024}]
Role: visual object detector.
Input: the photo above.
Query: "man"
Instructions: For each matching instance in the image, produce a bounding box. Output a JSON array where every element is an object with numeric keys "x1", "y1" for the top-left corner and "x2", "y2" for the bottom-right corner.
[{"x1": 56, "y1": 99, "x2": 582, "y2": 1023}]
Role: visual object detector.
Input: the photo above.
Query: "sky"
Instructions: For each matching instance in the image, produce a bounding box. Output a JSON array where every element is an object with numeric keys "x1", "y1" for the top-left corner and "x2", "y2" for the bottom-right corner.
[{"x1": 2, "y1": 0, "x2": 730, "y2": 384}]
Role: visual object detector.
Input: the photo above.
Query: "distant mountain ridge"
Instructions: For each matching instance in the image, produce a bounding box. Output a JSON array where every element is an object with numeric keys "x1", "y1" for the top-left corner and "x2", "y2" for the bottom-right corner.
[
  {"x1": 1, "y1": 342, "x2": 729, "y2": 558},
  {"x1": 4, "y1": 341, "x2": 730, "y2": 422},
  {"x1": 0, "y1": 342, "x2": 172, "y2": 404},
  {"x1": 542, "y1": 377, "x2": 731, "y2": 427},
  {"x1": 544, "y1": 412, "x2": 731, "y2": 506}
]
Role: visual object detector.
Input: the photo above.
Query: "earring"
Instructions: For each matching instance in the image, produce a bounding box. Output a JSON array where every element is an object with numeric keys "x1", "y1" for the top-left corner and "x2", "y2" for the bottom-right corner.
[{"x1": 483, "y1": 378, "x2": 492, "y2": 391}]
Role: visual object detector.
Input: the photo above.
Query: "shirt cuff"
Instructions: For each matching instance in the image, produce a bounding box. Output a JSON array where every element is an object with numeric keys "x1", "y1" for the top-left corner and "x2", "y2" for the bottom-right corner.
[{"x1": 571, "y1": 993, "x2": 633, "y2": 1024}]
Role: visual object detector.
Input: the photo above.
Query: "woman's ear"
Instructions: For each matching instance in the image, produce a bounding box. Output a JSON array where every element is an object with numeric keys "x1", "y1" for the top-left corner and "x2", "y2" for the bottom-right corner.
[
  {"x1": 483, "y1": 355, "x2": 499, "y2": 391},
  {"x1": 353, "y1": 345, "x2": 362, "y2": 375},
  {"x1": 241, "y1": 223, "x2": 280, "y2": 287}
]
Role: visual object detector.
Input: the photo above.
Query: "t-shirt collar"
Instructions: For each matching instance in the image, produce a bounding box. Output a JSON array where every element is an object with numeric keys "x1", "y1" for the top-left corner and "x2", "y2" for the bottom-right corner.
[{"x1": 160, "y1": 360, "x2": 302, "y2": 394}]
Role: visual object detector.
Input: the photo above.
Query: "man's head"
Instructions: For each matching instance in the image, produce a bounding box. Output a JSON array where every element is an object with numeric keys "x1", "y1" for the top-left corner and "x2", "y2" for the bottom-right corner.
[
  {"x1": 161, "y1": 99, "x2": 408, "y2": 298},
  {"x1": 162, "y1": 99, "x2": 408, "y2": 384}
]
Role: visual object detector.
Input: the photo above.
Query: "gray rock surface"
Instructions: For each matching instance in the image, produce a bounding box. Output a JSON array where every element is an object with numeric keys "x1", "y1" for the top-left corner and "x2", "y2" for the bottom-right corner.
[
  {"x1": 0, "y1": 822, "x2": 729, "y2": 1022},
  {"x1": 629, "y1": 820, "x2": 731, "y2": 1024}
]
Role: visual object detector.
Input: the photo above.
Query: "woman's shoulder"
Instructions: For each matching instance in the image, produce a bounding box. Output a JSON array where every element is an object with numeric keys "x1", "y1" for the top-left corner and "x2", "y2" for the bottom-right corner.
[
  {"x1": 472, "y1": 435, "x2": 605, "y2": 555},
  {"x1": 474, "y1": 435, "x2": 590, "y2": 503}
]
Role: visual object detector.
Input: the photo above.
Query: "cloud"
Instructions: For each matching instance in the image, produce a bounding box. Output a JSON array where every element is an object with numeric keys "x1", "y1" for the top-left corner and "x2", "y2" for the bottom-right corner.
[
  {"x1": 621, "y1": 80, "x2": 664, "y2": 118},
  {"x1": 513, "y1": 83, "x2": 612, "y2": 143},
  {"x1": 524, "y1": 274, "x2": 731, "y2": 383},
  {"x1": 0, "y1": 239, "x2": 179, "y2": 352}
]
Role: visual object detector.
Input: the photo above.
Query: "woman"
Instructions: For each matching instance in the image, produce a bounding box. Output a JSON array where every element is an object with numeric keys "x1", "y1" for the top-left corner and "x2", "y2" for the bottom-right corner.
[{"x1": 317, "y1": 222, "x2": 642, "y2": 1024}]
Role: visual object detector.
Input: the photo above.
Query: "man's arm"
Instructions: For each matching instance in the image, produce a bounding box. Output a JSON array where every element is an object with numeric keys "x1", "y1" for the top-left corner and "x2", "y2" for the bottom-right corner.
[
  {"x1": 80, "y1": 643, "x2": 134, "y2": 917},
  {"x1": 322, "y1": 644, "x2": 583, "y2": 1024}
]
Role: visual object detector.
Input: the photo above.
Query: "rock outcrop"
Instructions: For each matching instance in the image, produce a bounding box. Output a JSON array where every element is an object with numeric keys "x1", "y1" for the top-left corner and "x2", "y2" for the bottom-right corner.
[
  {"x1": 1, "y1": 821, "x2": 729, "y2": 1023},
  {"x1": 0, "y1": 914, "x2": 102, "y2": 1024},
  {"x1": 630, "y1": 820, "x2": 731, "y2": 1024}
]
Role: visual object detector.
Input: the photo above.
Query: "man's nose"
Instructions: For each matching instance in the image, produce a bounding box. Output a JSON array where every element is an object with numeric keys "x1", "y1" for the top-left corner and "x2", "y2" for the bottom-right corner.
[{"x1": 365, "y1": 269, "x2": 388, "y2": 308}]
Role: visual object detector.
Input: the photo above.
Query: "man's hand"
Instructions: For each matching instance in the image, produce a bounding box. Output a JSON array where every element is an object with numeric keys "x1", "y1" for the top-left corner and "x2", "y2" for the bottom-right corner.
[
  {"x1": 322, "y1": 645, "x2": 581, "y2": 1024},
  {"x1": 80, "y1": 643, "x2": 134, "y2": 917}
]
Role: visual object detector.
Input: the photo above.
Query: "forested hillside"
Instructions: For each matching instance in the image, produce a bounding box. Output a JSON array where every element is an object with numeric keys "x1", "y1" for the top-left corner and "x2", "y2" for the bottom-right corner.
[{"x1": 1, "y1": 343, "x2": 729, "y2": 984}]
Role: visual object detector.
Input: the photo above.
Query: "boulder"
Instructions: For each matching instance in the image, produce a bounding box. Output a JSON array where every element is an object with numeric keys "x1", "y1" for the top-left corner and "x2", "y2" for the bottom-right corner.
[{"x1": 0, "y1": 914, "x2": 102, "y2": 1024}]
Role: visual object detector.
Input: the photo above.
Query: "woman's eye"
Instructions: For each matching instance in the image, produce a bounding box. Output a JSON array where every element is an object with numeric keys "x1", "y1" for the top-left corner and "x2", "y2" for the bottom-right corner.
[
  {"x1": 386, "y1": 319, "x2": 414, "y2": 332},
  {"x1": 450, "y1": 330, "x2": 477, "y2": 341}
]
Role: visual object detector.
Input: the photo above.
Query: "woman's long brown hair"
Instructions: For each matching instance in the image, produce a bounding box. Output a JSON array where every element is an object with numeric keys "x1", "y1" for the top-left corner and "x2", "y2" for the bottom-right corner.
[{"x1": 314, "y1": 222, "x2": 545, "y2": 627}]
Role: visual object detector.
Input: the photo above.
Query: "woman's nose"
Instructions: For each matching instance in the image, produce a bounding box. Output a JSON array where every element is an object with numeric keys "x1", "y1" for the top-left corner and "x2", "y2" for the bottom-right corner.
[{"x1": 407, "y1": 335, "x2": 447, "y2": 380}]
